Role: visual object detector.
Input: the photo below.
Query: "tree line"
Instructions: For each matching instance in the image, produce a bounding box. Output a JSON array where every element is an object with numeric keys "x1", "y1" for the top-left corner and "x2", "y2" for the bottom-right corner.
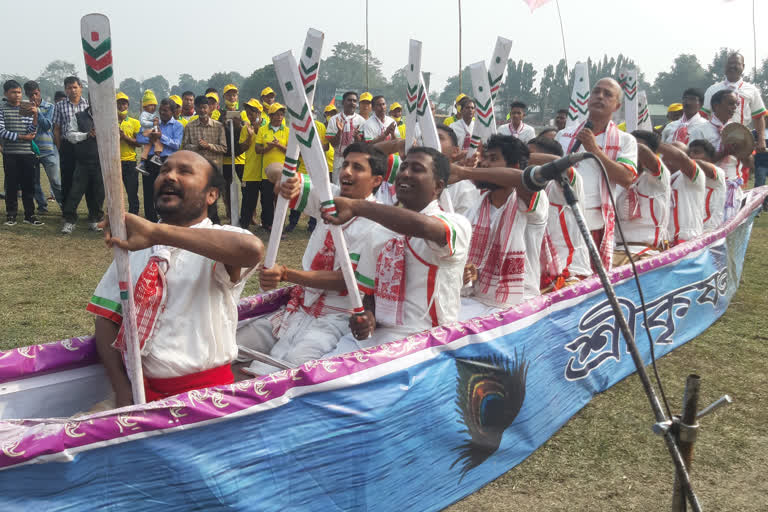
[{"x1": 3, "y1": 44, "x2": 765, "y2": 119}]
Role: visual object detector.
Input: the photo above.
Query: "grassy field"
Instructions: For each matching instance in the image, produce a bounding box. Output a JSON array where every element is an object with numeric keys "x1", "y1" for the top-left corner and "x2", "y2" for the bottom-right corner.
[{"x1": 2, "y1": 170, "x2": 767, "y2": 510}]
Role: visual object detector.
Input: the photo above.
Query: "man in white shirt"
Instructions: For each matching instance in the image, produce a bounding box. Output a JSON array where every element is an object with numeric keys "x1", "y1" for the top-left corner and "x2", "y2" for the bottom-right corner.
[
  {"x1": 326, "y1": 91, "x2": 365, "y2": 183},
  {"x1": 657, "y1": 142, "x2": 708, "y2": 245},
  {"x1": 702, "y1": 52, "x2": 767, "y2": 153},
  {"x1": 88, "y1": 150, "x2": 264, "y2": 406},
  {"x1": 323, "y1": 147, "x2": 472, "y2": 353},
  {"x1": 362, "y1": 95, "x2": 401, "y2": 144},
  {"x1": 497, "y1": 101, "x2": 536, "y2": 143},
  {"x1": 555, "y1": 77, "x2": 639, "y2": 271},
  {"x1": 237, "y1": 143, "x2": 386, "y2": 374},
  {"x1": 451, "y1": 135, "x2": 549, "y2": 318},
  {"x1": 661, "y1": 88, "x2": 708, "y2": 145},
  {"x1": 688, "y1": 90, "x2": 748, "y2": 181},
  {"x1": 613, "y1": 131, "x2": 670, "y2": 265},
  {"x1": 687, "y1": 140, "x2": 727, "y2": 231},
  {"x1": 450, "y1": 99, "x2": 476, "y2": 152}
]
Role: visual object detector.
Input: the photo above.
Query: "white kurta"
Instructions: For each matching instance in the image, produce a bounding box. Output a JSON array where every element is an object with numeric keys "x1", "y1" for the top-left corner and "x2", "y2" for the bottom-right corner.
[
  {"x1": 497, "y1": 122, "x2": 536, "y2": 143},
  {"x1": 362, "y1": 115, "x2": 401, "y2": 142},
  {"x1": 615, "y1": 156, "x2": 671, "y2": 250},
  {"x1": 668, "y1": 167, "x2": 706, "y2": 243},
  {"x1": 702, "y1": 79, "x2": 767, "y2": 127},
  {"x1": 545, "y1": 170, "x2": 592, "y2": 278},
  {"x1": 449, "y1": 119, "x2": 475, "y2": 151},
  {"x1": 464, "y1": 191, "x2": 549, "y2": 308},
  {"x1": 661, "y1": 113, "x2": 708, "y2": 144},
  {"x1": 352, "y1": 200, "x2": 471, "y2": 348},
  {"x1": 89, "y1": 219, "x2": 255, "y2": 378},
  {"x1": 703, "y1": 165, "x2": 727, "y2": 232},
  {"x1": 555, "y1": 126, "x2": 638, "y2": 229},
  {"x1": 326, "y1": 112, "x2": 366, "y2": 177},
  {"x1": 687, "y1": 119, "x2": 742, "y2": 181},
  {"x1": 238, "y1": 186, "x2": 374, "y2": 371},
  {"x1": 445, "y1": 180, "x2": 481, "y2": 218}
]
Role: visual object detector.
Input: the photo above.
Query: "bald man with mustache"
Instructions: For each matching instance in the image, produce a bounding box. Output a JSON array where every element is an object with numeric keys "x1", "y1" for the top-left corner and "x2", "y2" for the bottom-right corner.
[{"x1": 554, "y1": 77, "x2": 639, "y2": 271}]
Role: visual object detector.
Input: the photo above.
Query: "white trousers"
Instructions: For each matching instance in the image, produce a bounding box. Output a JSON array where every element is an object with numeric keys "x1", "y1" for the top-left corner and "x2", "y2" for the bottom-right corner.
[{"x1": 236, "y1": 307, "x2": 350, "y2": 374}]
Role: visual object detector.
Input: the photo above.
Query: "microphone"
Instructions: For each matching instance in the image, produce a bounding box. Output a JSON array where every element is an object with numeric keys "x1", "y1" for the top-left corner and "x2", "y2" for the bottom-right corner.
[
  {"x1": 522, "y1": 153, "x2": 590, "y2": 192},
  {"x1": 568, "y1": 119, "x2": 594, "y2": 154}
]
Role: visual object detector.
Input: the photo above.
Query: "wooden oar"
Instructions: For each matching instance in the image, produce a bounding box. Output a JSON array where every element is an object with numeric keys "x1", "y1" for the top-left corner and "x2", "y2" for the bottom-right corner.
[
  {"x1": 567, "y1": 62, "x2": 590, "y2": 127},
  {"x1": 465, "y1": 36, "x2": 512, "y2": 158},
  {"x1": 263, "y1": 28, "x2": 324, "y2": 270},
  {"x1": 404, "y1": 39, "x2": 422, "y2": 153},
  {"x1": 467, "y1": 60, "x2": 497, "y2": 158},
  {"x1": 228, "y1": 118, "x2": 240, "y2": 226},
  {"x1": 80, "y1": 13, "x2": 145, "y2": 404},
  {"x1": 273, "y1": 50, "x2": 365, "y2": 316}
]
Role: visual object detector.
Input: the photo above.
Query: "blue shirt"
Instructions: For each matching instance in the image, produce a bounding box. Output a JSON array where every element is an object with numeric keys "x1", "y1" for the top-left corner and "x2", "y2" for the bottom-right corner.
[
  {"x1": 34, "y1": 100, "x2": 56, "y2": 155},
  {"x1": 136, "y1": 117, "x2": 183, "y2": 157}
]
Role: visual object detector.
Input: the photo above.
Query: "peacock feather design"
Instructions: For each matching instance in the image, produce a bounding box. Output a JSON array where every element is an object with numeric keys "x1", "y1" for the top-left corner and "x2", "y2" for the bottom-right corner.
[{"x1": 450, "y1": 352, "x2": 529, "y2": 480}]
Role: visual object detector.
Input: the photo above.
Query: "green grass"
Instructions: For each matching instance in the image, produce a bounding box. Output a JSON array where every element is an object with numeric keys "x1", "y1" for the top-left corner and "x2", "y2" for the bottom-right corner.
[{"x1": 2, "y1": 168, "x2": 768, "y2": 510}]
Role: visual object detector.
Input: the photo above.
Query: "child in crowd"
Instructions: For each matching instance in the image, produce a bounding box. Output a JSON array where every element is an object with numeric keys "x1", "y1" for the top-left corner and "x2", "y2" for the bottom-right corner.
[{"x1": 136, "y1": 90, "x2": 162, "y2": 173}]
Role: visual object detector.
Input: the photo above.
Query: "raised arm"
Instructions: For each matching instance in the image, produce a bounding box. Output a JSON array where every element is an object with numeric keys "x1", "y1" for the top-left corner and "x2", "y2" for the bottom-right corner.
[
  {"x1": 658, "y1": 143, "x2": 698, "y2": 180},
  {"x1": 104, "y1": 214, "x2": 264, "y2": 282},
  {"x1": 323, "y1": 197, "x2": 450, "y2": 247},
  {"x1": 451, "y1": 164, "x2": 533, "y2": 203},
  {"x1": 578, "y1": 128, "x2": 636, "y2": 188}
]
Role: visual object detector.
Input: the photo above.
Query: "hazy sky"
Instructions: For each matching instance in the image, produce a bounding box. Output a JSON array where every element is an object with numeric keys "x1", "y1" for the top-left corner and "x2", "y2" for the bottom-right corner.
[{"x1": 3, "y1": 0, "x2": 764, "y2": 95}]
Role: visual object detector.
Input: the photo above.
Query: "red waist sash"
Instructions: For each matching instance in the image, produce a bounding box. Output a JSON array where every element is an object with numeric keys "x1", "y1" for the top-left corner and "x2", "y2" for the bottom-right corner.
[{"x1": 143, "y1": 363, "x2": 234, "y2": 402}]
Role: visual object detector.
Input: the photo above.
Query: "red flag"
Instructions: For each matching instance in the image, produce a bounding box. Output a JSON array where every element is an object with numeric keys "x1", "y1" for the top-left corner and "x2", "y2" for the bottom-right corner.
[{"x1": 522, "y1": 0, "x2": 553, "y2": 11}]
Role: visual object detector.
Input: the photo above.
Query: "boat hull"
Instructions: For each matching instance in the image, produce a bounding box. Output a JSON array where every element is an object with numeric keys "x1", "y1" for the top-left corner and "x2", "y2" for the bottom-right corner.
[{"x1": 0, "y1": 189, "x2": 764, "y2": 511}]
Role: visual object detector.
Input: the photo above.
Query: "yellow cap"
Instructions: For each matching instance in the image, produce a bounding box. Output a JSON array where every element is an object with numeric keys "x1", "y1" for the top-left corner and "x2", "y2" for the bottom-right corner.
[
  {"x1": 261, "y1": 87, "x2": 275, "y2": 97},
  {"x1": 324, "y1": 104, "x2": 337, "y2": 113},
  {"x1": 455, "y1": 93, "x2": 467, "y2": 105},
  {"x1": 668, "y1": 103, "x2": 683, "y2": 113},
  {"x1": 223, "y1": 84, "x2": 238, "y2": 94},
  {"x1": 617, "y1": 121, "x2": 627, "y2": 132},
  {"x1": 389, "y1": 101, "x2": 402, "y2": 112},
  {"x1": 360, "y1": 92, "x2": 373, "y2": 102},
  {"x1": 244, "y1": 98, "x2": 263, "y2": 112},
  {"x1": 141, "y1": 90, "x2": 157, "y2": 107},
  {"x1": 268, "y1": 102, "x2": 286, "y2": 115},
  {"x1": 169, "y1": 95, "x2": 182, "y2": 107},
  {"x1": 116, "y1": 92, "x2": 130, "y2": 102},
  {"x1": 205, "y1": 92, "x2": 220, "y2": 103}
]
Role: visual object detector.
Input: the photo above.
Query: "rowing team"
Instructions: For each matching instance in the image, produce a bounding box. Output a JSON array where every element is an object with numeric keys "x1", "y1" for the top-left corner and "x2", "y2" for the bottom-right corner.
[{"x1": 85, "y1": 77, "x2": 747, "y2": 407}]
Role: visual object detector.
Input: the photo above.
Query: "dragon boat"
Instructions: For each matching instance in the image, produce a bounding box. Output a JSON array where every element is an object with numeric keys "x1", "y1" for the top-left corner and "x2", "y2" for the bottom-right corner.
[{"x1": 0, "y1": 188, "x2": 764, "y2": 511}]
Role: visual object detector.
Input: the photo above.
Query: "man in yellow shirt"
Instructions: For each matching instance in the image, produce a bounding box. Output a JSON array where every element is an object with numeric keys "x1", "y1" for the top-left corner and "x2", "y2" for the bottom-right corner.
[
  {"x1": 206, "y1": 90, "x2": 221, "y2": 121},
  {"x1": 238, "y1": 99, "x2": 273, "y2": 231},
  {"x1": 116, "y1": 92, "x2": 142, "y2": 215},
  {"x1": 443, "y1": 93, "x2": 469, "y2": 126},
  {"x1": 253, "y1": 102, "x2": 289, "y2": 231},
  {"x1": 359, "y1": 91, "x2": 373, "y2": 120},
  {"x1": 220, "y1": 84, "x2": 249, "y2": 220},
  {"x1": 389, "y1": 102, "x2": 406, "y2": 139}
]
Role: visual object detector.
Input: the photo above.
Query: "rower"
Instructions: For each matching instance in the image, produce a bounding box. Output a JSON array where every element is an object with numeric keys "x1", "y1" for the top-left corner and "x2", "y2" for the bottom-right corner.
[
  {"x1": 236, "y1": 143, "x2": 386, "y2": 374},
  {"x1": 88, "y1": 151, "x2": 263, "y2": 406},
  {"x1": 439, "y1": 124, "x2": 480, "y2": 217},
  {"x1": 657, "y1": 142, "x2": 708, "y2": 245},
  {"x1": 323, "y1": 147, "x2": 472, "y2": 352},
  {"x1": 555, "y1": 77, "x2": 639, "y2": 271},
  {"x1": 613, "y1": 130, "x2": 671, "y2": 266},
  {"x1": 687, "y1": 140, "x2": 727, "y2": 232},
  {"x1": 497, "y1": 101, "x2": 536, "y2": 143},
  {"x1": 452, "y1": 135, "x2": 549, "y2": 318}
]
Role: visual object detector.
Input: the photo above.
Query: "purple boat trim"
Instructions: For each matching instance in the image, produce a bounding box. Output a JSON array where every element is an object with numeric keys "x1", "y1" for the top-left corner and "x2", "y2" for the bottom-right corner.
[{"x1": 0, "y1": 188, "x2": 764, "y2": 470}]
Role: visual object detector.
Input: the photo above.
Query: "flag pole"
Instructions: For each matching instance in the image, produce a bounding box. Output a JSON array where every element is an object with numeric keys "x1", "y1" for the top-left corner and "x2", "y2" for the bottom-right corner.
[
  {"x1": 555, "y1": 0, "x2": 569, "y2": 71},
  {"x1": 753, "y1": 0, "x2": 758, "y2": 78},
  {"x1": 365, "y1": 0, "x2": 370, "y2": 90},
  {"x1": 458, "y1": 0, "x2": 463, "y2": 92}
]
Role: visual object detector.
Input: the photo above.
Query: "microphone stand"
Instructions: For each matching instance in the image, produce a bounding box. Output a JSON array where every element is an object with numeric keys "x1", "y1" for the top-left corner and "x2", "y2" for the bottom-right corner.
[{"x1": 554, "y1": 154, "x2": 702, "y2": 512}]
